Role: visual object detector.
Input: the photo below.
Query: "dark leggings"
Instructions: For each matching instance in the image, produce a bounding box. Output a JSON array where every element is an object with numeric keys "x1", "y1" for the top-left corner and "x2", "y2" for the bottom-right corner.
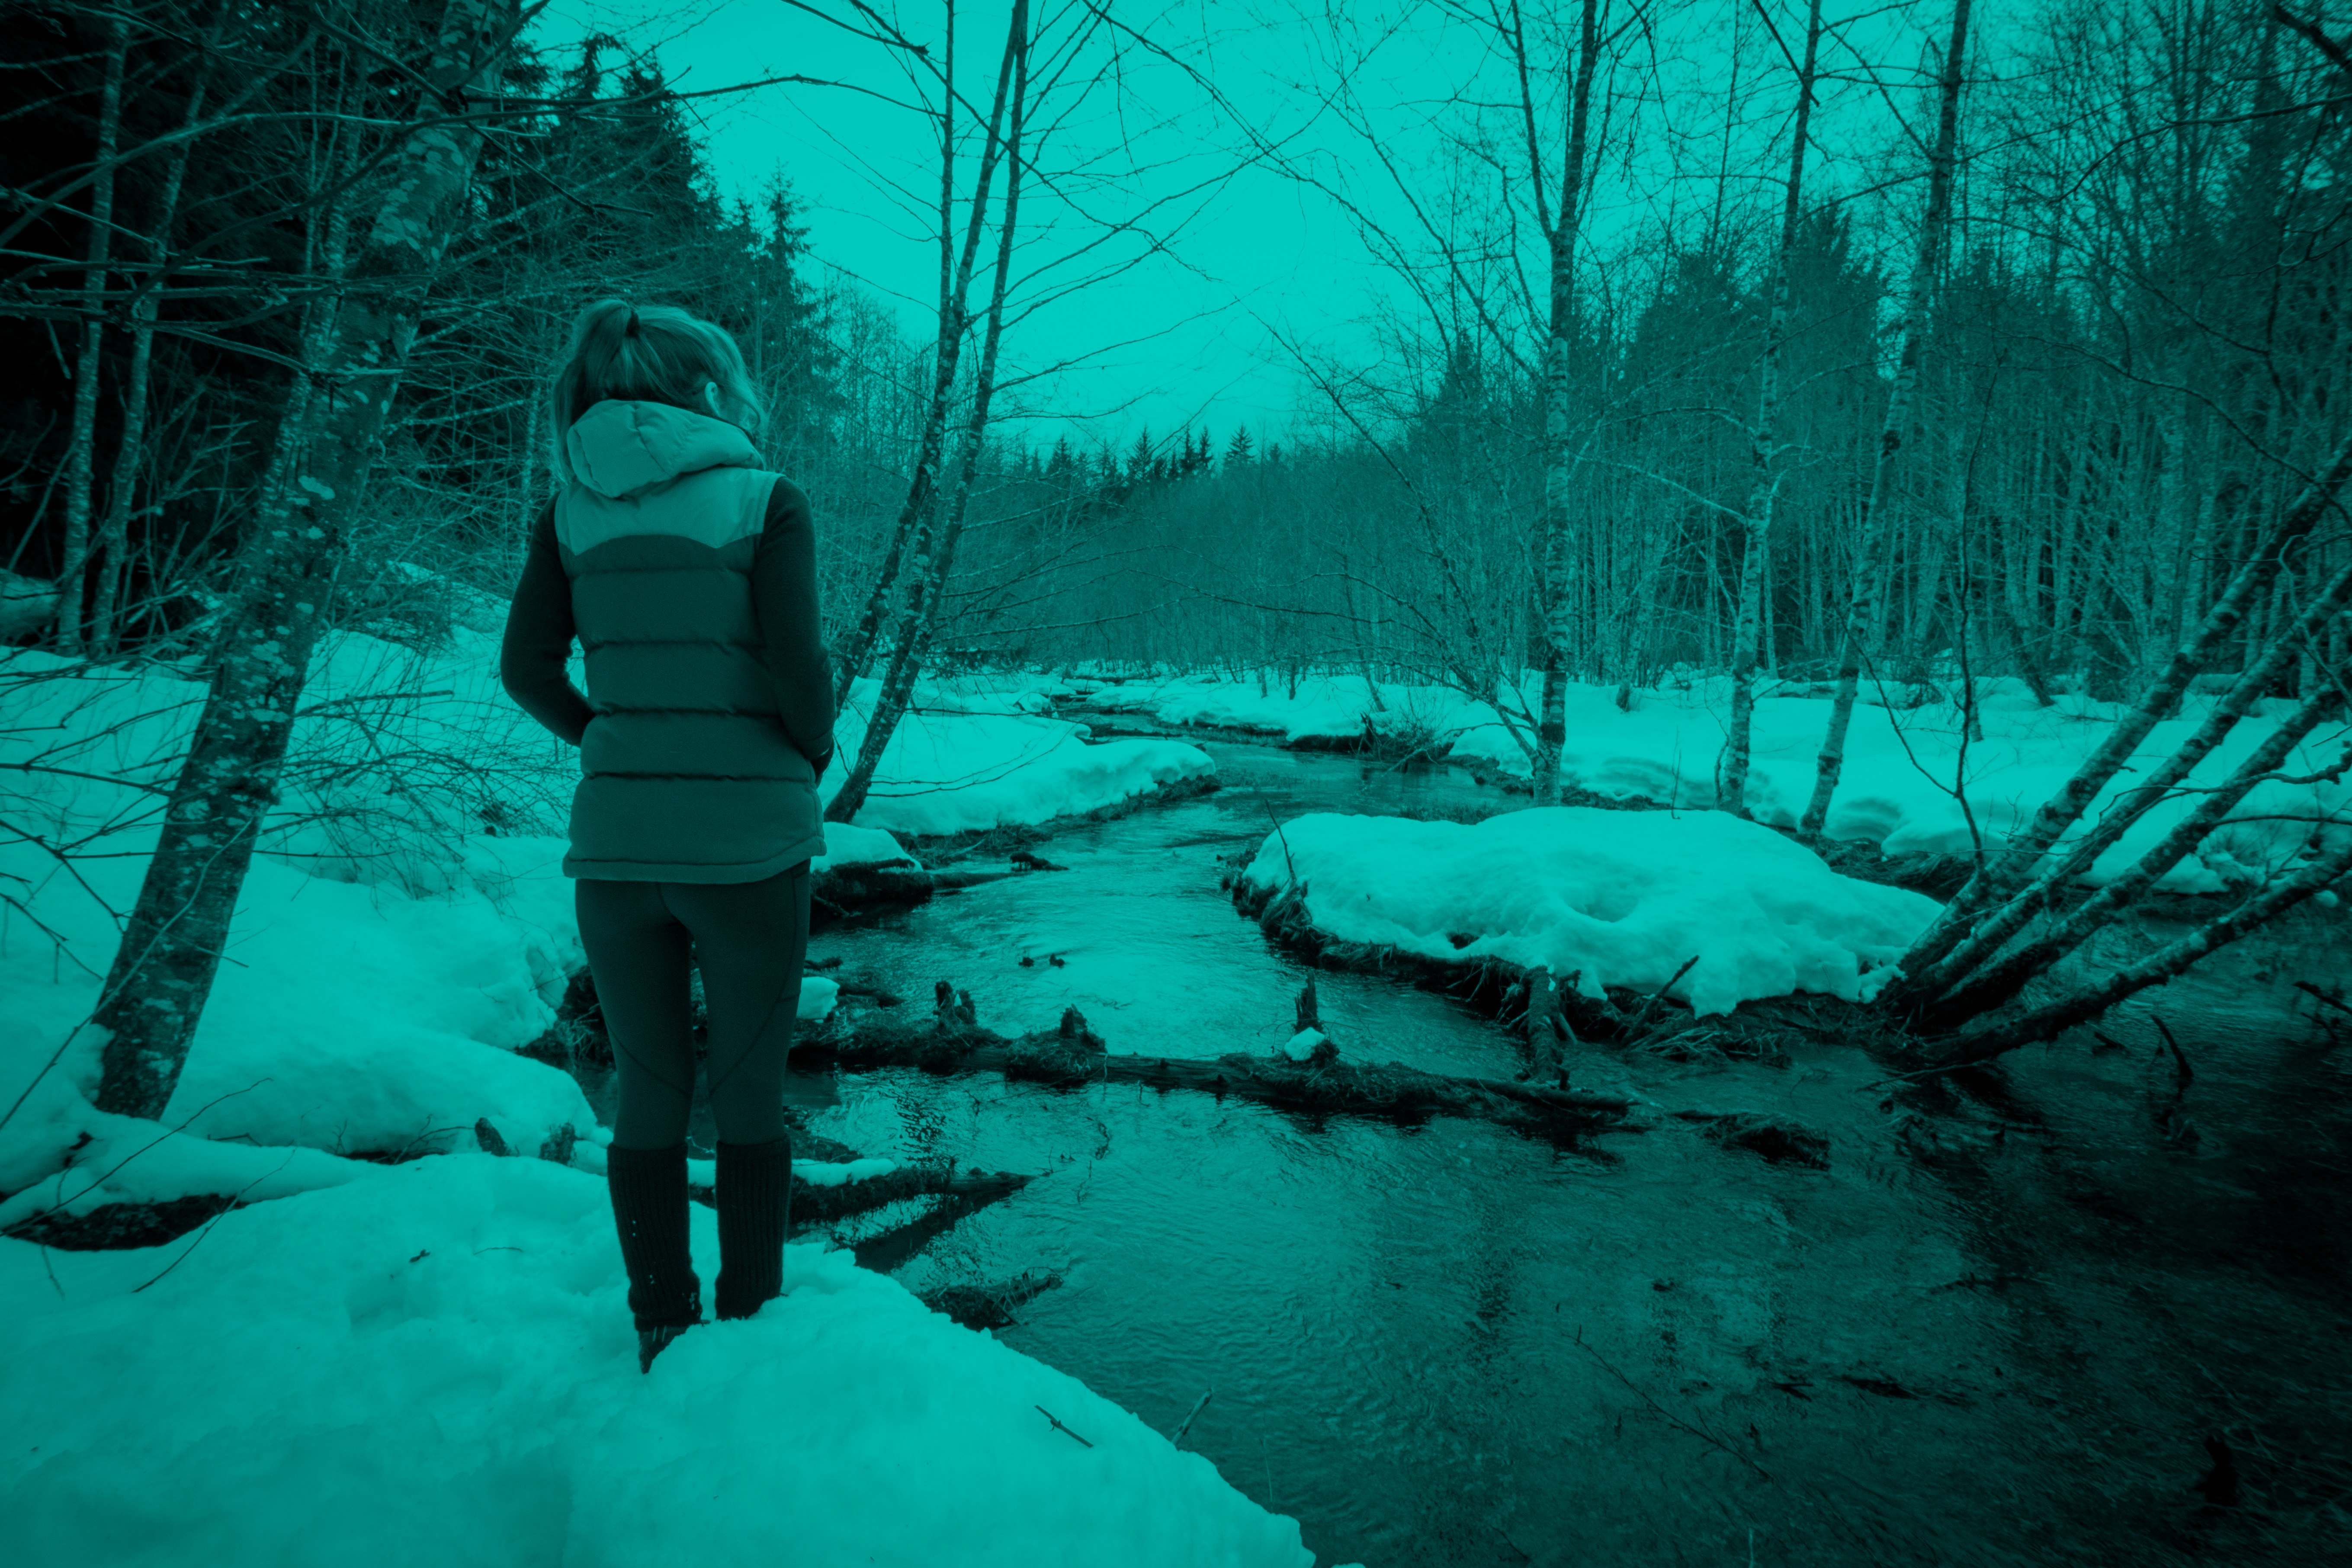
[{"x1": 577, "y1": 863, "x2": 810, "y2": 1151}]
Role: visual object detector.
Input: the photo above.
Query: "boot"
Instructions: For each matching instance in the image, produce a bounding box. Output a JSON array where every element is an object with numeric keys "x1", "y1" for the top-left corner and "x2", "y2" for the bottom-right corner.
[
  {"x1": 606, "y1": 1142, "x2": 702, "y2": 1372},
  {"x1": 714, "y1": 1133, "x2": 792, "y2": 1321}
]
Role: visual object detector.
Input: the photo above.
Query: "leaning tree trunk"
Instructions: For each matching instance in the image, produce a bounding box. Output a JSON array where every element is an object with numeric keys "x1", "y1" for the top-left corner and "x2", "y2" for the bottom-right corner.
[
  {"x1": 827, "y1": 6, "x2": 1029, "y2": 825},
  {"x1": 1717, "y1": 0, "x2": 1822, "y2": 818},
  {"x1": 1895, "y1": 544, "x2": 2352, "y2": 1013},
  {"x1": 52, "y1": 13, "x2": 128, "y2": 658},
  {"x1": 1883, "y1": 430, "x2": 2352, "y2": 1013},
  {"x1": 1931, "y1": 828, "x2": 2352, "y2": 1065},
  {"x1": 1800, "y1": 0, "x2": 1974, "y2": 834},
  {"x1": 1530, "y1": 0, "x2": 1603, "y2": 805},
  {"x1": 1917, "y1": 677, "x2": 2346, "y2": 1031},
  {"x1": 93, "y1": 0, "x2": 521, "y2": 1120},
  {"x1": 831, "y1": 2, "x2": 1024, "y2": 708}
]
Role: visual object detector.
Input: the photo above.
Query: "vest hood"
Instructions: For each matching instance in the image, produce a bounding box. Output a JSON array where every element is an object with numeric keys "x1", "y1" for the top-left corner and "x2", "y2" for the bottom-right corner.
[{"x1": 565, "y1": 400, "x2": 758, "y2": 499}]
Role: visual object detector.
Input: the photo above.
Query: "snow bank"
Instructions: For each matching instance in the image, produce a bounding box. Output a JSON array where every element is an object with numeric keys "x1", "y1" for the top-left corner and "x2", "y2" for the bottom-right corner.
[
  {"x1": 812, "y1": 822, "x2": 918, "y2": 872},
  {"x1": 827, "y1": 676, "x2": 1213, "y2": 838},
  {"x1": 1242, "y1": 809, "x2": 1942, "y2": 1016},
  {"x1": 1, "y1": 627, "x2": 1302, "y2": 1568},
  {"x1": 0, "y1": 1154, "x2": 1313, "y2": 1568},
  {"x1": 1082, "y1": 669, "x2": 2351, "y2": 895}
]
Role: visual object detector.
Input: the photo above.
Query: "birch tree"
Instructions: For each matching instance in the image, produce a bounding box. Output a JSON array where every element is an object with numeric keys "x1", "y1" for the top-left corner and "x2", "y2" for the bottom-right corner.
[
  {"x1": 1530, "y1": 0, "x2": 1606, "y2": 805},
  {"x1": 1714, "y1": 0, "x2": 1823, "y2": 817},
  {"x1": 830, "y1": 3, "x2": 1032, "y2": 822},
  {"x1": 93, "y1": 0, "x2": 526, "y2": 1120},
  {"x1": 1800, "y1": 0, "x2": 1974, "y2": 834}
]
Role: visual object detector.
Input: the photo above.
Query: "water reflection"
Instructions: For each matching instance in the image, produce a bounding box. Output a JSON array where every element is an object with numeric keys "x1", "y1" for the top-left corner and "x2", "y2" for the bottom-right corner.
[{"x1": 771, "y1": 741, "x2": 2344, "y2": 1567}]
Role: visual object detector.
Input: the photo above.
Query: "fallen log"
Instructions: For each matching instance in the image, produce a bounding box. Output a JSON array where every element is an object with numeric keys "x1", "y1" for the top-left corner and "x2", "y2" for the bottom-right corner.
[
  {"x1": 799, "y1": 990, "x2": 1634, "y2": 1132},
  {"x1": 918, "y1": 1270, "x2": 1064, "y2": 1330},
  {"x1": 684, "y1": 1159, "x2": 1038, "y2": 1230}
]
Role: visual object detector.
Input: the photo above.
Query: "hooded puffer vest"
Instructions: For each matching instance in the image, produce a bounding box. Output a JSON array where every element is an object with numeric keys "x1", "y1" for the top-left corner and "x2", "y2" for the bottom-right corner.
[{"x1": 554, "y1": 400, "x2": 824, "y2": 881}]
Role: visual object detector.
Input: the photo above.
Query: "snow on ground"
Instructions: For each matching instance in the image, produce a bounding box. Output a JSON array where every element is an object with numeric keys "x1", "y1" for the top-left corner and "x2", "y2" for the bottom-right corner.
[
  {"x1": 1078, "y1": 669, "x2": 2352, "y2": 895},
  {"x1": 1, "y1": 1154, "x2": 1314, "y2": 1568},
  {"x1": 1242, "y1": 808, "x2": 1943, "y2": 1017},
  {"x1": 826, "y1": 673, "x2": 1212, "y2": 839},
  {"x1": 0, "y1": 625, "x2": 1308, "y2": 1567}
]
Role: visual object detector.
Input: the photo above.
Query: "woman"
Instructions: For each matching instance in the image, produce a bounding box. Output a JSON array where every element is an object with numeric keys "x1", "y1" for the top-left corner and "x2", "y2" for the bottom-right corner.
[{"x1": 500, "y1": 299, "x2": 834, "y2": 1373}]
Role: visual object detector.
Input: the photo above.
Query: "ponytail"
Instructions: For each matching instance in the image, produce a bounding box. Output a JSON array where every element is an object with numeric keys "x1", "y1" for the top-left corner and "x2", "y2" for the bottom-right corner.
[{"x1": 546, "y1": 298, "x2": 765, "y2": 484}]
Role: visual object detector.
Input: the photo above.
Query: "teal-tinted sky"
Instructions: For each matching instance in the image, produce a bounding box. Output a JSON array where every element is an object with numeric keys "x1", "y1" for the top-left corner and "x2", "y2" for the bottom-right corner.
[{"x1": 535, "y1": 1, "x2": 1941, "y2": 456}]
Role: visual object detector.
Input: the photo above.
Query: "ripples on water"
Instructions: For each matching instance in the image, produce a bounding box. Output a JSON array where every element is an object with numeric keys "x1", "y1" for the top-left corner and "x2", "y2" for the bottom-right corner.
[{"x1": 766, "y1": 741, "x2": 2345, "y2": 1568}]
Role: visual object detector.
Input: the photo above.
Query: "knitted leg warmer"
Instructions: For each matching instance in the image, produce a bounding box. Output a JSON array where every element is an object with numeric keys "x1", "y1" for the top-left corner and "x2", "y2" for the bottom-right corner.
[
  {"x1": 714, "y1": 1133, "x2": 792, "y2": 1322},
  {"x1": 606, "y1": 1142, "x2": 702, "y2": 1335}
]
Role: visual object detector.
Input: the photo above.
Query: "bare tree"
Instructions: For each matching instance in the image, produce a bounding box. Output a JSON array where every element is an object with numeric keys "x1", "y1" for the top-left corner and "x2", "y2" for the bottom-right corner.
[
  {"x1": 1800, "y1": 0, "x2": 1974, "y2": 834},
  {"x1": 93, "y1": 0, "x2": 527, "y2": 1120}
]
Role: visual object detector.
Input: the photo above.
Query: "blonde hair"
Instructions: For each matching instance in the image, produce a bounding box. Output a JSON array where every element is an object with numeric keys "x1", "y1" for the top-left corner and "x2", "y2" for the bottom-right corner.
[{"x1": 547, "y1": 299, "x2": 765, "y2": 483}]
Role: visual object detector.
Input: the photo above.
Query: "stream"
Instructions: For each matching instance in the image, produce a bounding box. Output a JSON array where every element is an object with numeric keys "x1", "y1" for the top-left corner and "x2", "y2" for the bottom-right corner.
[{"x1": 626, "y1": 740, "x2": 2352, "y2": 1567}]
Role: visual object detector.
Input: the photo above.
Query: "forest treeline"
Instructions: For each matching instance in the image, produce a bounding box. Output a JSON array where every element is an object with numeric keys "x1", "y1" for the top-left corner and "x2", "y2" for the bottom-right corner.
[
  {"x1": 8, "y1": 3, "x2": 2348, "y2": 715},
  {"x1": 3, "y1": 0, "x2": 2352, "y2": 1105}
]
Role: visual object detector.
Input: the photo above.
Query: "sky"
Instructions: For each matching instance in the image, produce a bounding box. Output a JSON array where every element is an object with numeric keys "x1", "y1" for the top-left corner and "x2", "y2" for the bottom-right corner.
[{"x1": 533, "y1": 0, "x2": 1947, "y2": 455}]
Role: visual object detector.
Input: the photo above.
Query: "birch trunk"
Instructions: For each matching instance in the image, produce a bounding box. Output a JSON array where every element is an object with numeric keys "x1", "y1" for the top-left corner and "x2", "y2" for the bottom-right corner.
[
  {"x1": 1921, "y1": 679, "x2": 2344, "y2": 1029},
  {"x1": 53, "y1": 15, "x2": 128, "y2": 657},
  {"x1": 1800, "y1": 0, "x2": 1973, "y2": 833},
  {"x1": 92, "y1": 0, "x2": 521, "y2": 1120},
  {"x1": 1887, "y1": 430, "x2": 2352, "y2": 1004},
  {"x1": 1903, "y1": 545, "x2": 2352, "y2": 1004},
  {"x1": 1931, "y1": 831, "x2": 2352, "y2": 1064},
  {"x1": 827, "y1": 6, "x2": 1028, "y2": 825},
  {"x1": 832, "y1": 3, "x2": 1023, "y2": 707},
  {"x1": 1531, "y1": 0, "x2": 1602, "y2": 805},
  {"x1": 1718, "y1": 0, "x2": 1821, "y2": 818}
]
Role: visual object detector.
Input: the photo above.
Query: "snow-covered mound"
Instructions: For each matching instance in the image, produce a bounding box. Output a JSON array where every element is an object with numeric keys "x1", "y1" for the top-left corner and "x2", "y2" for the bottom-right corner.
[
  {"x1": 812, "y1": 822, "x2": 918, "y2": 872},
  {"x1": 1242, "y1": 808, "x2": 1942, "y2": 1016},
  {"x1": 0, "y1": 1154, "x2": 1314, "y2": 1568},
  {"x1": 827, "y1": 676, "x2": 1212, "y2": 838}
]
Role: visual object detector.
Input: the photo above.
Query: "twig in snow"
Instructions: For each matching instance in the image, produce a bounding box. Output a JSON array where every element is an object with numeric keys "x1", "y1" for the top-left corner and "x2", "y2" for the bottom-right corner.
[
  {"x1": 1571, "y1": 1325, "x2": 1773, "y2": 1481},
  {"x1": 1035, "y1": 1404, "x2": 1093, "y2": 1448},
  {"x1": 132, "y1": 1151, "x2": 297, "y2": 1294},
  {"x1": 1172, "y1": 1389, "x2": 1214, "y2": 1449},
  {"x1": 1622, "y1": 956, "x2": 1700, "y2": 1042},
  {"x1": 1245, "y1": 781, "x2": 1298, "y2": 886},
  {"x1": 2153, "y1": 1016, "x2": 2194, "y2": 1094},
  {"x1": 2294, "y1": 980, "x2": 2352, "y2": 1019}
]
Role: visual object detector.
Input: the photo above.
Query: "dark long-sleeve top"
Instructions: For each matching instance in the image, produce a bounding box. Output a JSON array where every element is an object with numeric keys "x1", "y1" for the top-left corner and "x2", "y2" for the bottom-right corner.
[{"x1": 498, "y1": 483, "x2": 836, "y2": 776}]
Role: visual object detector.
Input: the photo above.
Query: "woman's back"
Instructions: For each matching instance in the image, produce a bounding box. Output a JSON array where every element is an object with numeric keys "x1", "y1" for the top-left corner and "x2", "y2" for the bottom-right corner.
[{"x1": 548, "y1": 399, "x2": 829, "y2": 880}]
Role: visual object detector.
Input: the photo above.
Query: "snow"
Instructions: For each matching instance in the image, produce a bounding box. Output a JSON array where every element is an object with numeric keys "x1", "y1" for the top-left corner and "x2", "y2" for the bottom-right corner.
[
  {"x1": 825, "y1": 674, "x2": 1213, "y2": 838},
  {"x1": 0, "y1": 626, "x2": 1300, "y2": 1568},
  {"x1": 1242, "y1": 808, "x2": 1944, "y2": 1017},
  {"x1": 684, "y1": 1154, "x2": 896, "y2": 1188},
  {"x1": 1, "y1": 1154, "x2": 1314, "y2": 1568},
  {"x1": 799, "y1": 974, "x2": 840, "y2": 1021},
  {"x1": 1079, "y1": 668, "x2": 2351, "y2": 896},
  {"x1": 811, "y1": 821, "x2": 917, "y2": 872}
]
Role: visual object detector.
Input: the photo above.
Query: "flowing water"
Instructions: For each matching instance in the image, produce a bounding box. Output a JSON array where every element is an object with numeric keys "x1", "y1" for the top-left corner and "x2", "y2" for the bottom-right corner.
[{"x1": 725, "y1": 742, "x2": 2349, "y2": 1567}]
